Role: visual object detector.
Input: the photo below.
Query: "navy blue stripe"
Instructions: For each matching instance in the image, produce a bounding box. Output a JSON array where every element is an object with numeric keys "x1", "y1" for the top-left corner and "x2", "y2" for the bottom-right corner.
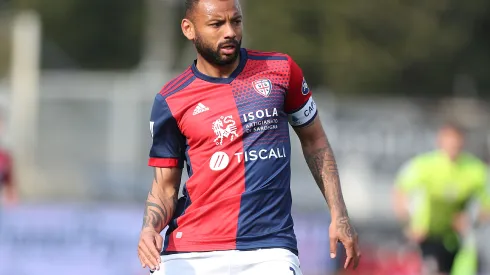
[
  {"x1": 181, "y1": 185, "x2": 192, "y2": 215},
  {"x1": 161, "y1": 139, "x2": 193, "y2": 254},
  {"x1": 162, "y1": 230, "x2": 170, "y2": 253},
  {"x1": 248, "y1": 55, "x2": 288, "y2": 61},
  {"x1": 184, "y1": 139, "x2": 193, "y2": 177},
  {"x1": 161, "y1": 188, "x2": 192, "y2": 254}
]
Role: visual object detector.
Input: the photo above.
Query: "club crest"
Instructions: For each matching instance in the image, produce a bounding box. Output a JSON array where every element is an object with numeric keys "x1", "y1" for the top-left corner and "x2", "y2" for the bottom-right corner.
[{"x1": 252, "y1": 79, "x2": 272, "y2": 97}]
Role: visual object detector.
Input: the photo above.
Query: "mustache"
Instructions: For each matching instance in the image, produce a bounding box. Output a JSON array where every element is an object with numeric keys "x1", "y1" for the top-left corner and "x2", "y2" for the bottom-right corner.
[{"x1": 218, "y1": 39, "x2": 240, "y2": 48}]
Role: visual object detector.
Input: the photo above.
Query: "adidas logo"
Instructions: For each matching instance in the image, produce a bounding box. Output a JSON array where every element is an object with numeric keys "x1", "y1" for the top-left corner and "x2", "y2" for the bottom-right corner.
[{"x1": 192, "y1": 103, "x2": 210, "y2": 115}]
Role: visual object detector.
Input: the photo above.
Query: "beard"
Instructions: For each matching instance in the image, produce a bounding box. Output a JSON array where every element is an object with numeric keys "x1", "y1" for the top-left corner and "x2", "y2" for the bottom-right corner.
[{"x1": 194, "y1": 33, "x2": 241, "y2": 66}]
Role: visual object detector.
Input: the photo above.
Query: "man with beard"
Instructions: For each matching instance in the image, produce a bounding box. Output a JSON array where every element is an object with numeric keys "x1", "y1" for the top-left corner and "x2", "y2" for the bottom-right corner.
[{"x1": 137, "y1": 0, "x2": 360, "y2": 274}]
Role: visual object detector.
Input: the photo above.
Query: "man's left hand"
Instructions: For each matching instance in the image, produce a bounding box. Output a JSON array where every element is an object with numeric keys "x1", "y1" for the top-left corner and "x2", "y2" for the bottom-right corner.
[{"x1": 329, "y1": 215, "x2": 361, "y2": 270}]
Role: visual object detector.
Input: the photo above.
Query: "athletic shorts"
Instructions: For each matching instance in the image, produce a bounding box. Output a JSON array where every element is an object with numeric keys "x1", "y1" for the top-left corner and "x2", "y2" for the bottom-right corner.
[
  {"x1": 151, "y1": 248, "x2": 302, "y2": 275},
  {"x1": 419, "y1": 239, "x2": 459, "y2": 273}
]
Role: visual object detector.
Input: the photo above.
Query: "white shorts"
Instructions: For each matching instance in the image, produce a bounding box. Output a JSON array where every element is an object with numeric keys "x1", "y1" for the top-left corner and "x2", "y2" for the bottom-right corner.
[{"x1": 151, "y1": 248, "x2": 302, "y2": 275}]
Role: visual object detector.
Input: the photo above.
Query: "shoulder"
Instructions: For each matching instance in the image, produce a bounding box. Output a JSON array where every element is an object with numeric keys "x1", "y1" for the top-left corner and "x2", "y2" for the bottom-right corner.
[
  {"x1": 414, "y1": 151, "x2": 442, "y2": 165},
  {"x1": 150, "y1": 68, "x2": 194, "y2": 114},
  {"x1": 461, "y1": 153, "x2": 487, "y2": 170},
  {"x1": 245, "y1": 49, "x2": 290, "y2": 62},
  {"x1": 244, "y1": 49, "x2": 302, "y2": 79},
  {"x1": 158, "y1": 67, "x2": 195, "y2": 99}
]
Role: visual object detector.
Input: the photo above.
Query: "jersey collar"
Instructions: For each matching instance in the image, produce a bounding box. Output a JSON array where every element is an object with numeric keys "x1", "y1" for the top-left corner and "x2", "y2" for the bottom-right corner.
[{"x1": 191, "y1": 48, "x2": 248, "y2": 84}]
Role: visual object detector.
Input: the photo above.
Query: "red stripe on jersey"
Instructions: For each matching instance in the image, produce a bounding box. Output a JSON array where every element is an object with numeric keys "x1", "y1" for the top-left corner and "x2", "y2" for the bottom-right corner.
[
  {"x1": 164, "y1": 80, "x2": 245, "y2": 252},
  {"x1": 148, "y1": 157, "x2": 179, "y2": 167}
]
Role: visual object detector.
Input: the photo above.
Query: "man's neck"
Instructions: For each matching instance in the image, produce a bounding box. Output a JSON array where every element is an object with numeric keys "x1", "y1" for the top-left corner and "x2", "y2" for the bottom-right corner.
[{"x1": 195, "y1": 54, "x2": 240, "y2": 78}]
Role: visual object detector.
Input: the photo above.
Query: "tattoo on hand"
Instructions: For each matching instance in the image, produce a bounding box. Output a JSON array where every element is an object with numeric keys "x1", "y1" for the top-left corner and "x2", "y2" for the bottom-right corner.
[
  {"x1": 336, "y1": 216, "x2": 354, "y2": 239},
  {"x1": 304, "y1": 139, "x2": 348, "y2": 217}
]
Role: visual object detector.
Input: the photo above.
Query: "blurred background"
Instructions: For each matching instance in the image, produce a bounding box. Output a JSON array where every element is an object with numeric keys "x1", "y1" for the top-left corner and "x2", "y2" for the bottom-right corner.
[{"x1": 0, "y1": 0, "x2": 490, "y2": 274}]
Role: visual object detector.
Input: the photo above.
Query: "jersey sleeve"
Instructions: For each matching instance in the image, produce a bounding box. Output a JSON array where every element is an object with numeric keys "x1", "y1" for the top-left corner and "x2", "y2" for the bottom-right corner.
[
  {"x1": 148, "y1": 94, "x2": 186, "y2": 168},
  {"x1": 284, "y1": 57, "x2": 317, "y2": 127},
  {"x1": 394, "y1": 157, "x2": 424, "y2": 193}
]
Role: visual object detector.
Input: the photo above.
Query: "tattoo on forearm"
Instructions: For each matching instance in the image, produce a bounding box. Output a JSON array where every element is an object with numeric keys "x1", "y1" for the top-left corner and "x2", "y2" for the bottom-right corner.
[
  {"x1": 144, "y1": 201, "x2": 167, "y2": 228},
  {"x1": 142, "y1": 192, "x2": 177, "y2": 230},
  {"x1": 142, "y1": 173, "x2": 179, "y2": 231},
  {"x1": 304, "y1": 138, "x2": 348, "y2": 217}
]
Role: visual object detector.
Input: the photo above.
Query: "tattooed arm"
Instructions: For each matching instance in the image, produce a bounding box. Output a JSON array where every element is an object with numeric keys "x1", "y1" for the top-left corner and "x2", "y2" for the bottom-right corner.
[
  {"x1": 294, "y1": 115, "x2": 360, "y2": 269},
  {"x1": 138, "y1": 167, "x2": 182, "y2": 271},
  {"x1": 142, "y1": 167, "x2": 182, "y2": 232},
  {"x1": 294, "y1": 115, "x2": 348, "y2": 221}
]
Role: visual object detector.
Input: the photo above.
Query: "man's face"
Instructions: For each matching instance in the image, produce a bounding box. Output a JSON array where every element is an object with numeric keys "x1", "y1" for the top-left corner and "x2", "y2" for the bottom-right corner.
[
  {"x1": 437, "y1": 127, "x2": 464, "y2": 160},
  {"x1": 184, "y1": 0, "x2": 243, "y2": 66}
]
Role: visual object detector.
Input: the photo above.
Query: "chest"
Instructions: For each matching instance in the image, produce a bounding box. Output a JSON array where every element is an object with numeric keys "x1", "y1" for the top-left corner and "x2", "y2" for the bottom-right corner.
[
  {"x1": 168, "y1": 77, "x2": 288, "y2": 146},
  {"x1": 424, "y1": 165, "x2": 478, "y2": 201}
]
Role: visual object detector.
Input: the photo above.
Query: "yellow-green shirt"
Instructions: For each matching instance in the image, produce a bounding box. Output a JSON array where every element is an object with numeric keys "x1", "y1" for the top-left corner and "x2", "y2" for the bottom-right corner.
[{"x1": 395, "y1": 150, "x2": 489, "y2": 240}]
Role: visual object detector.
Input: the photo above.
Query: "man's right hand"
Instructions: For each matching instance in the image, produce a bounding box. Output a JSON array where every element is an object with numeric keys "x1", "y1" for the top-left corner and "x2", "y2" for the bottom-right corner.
[{"x1": 138, "y1": 228, "x2": 163, "y2": 271}]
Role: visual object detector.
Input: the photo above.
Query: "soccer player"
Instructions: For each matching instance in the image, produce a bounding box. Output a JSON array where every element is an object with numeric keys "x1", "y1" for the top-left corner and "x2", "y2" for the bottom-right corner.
[
  {"x1": 393, "y1": 123, "x2": 490, "y2": 275},
  {"x1": 137, "y1": 0, "x2": 360, "y2": 274}
]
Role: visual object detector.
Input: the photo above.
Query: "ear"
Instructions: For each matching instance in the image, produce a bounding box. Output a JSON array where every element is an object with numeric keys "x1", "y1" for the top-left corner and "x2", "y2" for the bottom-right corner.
[{"x1": 181, "y1": 18, "x2": 195, "y2": 41}]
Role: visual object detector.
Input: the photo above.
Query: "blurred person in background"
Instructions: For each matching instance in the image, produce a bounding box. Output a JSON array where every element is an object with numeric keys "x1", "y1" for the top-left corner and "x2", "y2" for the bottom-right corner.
[
  {"x1": 136, "y1": 0, "x2": 360, "y2": 274},
  {"x1": 0, "y1": 111, "x2": 16, "y2": 206},
  {"x1": 393, "y1": 123, "x2": 490, "y2": 275}
]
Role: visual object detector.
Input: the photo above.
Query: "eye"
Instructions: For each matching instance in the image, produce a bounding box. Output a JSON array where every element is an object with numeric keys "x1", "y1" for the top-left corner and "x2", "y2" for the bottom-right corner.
[{"x1": 209, "y1": 22, "x2": 223, "y2": 28}]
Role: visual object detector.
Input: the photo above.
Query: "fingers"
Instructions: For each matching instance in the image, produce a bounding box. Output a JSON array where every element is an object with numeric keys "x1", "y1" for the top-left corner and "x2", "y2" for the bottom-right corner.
[
  {"x1": 138, "y1": 250, "x2": 153, "y2": 269},
  {"x1": 343, "y1": 237, "x2": 361, "y2": 270},
  {"x1": 353, "y1": 248, "x2": 361, "y2": 269},
  {"x1": 138, "y1": 245, "x2": 158, "y2": 270},
  {"x1": 353, "y1": 236, "x2": 361, "y2": 269},
  {"x1": 144, "y1": 237, "x2": 162, "y2": 264},
  {"x1": 344, "y1": 255, "x2": 353, "y2": 269},
  {"x1": 329, "y1": 235, "x2": 338, "y2": 259},
  {"x1": 137, "y1": 251, "x2": 146, "y2": 268},
  {"x1": 138, "y1": 238, "x2": 161, "y2": 271}
]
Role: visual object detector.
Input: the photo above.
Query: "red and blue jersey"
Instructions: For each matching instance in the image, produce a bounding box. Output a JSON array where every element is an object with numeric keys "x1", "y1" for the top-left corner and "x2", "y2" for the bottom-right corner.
[{"x1": 148, "y1": 48, "x2": 318, "y2": 255}]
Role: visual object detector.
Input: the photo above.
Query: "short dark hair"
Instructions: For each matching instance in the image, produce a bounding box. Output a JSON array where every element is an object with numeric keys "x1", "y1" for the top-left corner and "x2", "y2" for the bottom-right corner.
[{"x1": 185, "y1": 0, "x2": 200, "y2": 18}]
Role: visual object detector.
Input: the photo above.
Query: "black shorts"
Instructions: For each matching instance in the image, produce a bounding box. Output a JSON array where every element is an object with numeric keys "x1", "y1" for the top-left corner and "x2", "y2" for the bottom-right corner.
[{"x1": 419, "y1": 239, "x2": 459, "y2": 273}]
